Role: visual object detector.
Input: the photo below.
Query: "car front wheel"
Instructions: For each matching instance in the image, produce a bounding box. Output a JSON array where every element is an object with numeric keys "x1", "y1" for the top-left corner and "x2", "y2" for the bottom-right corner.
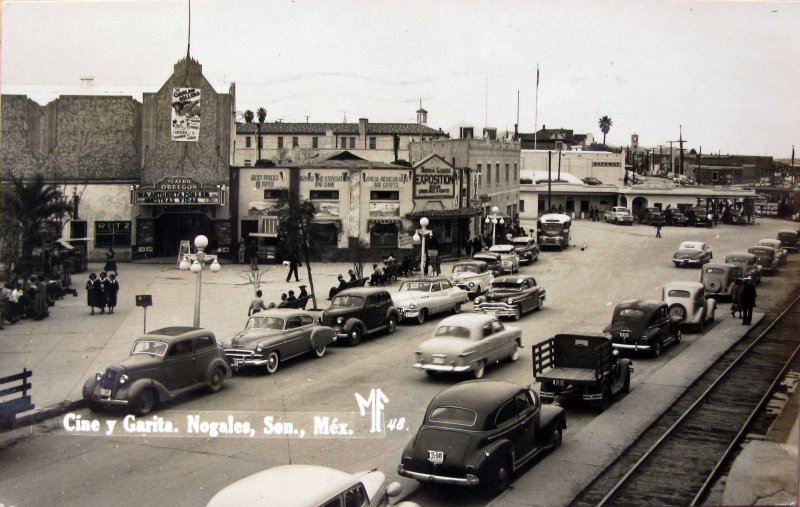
[
  {"x1": 416, "y1": 309, "x2": 427, "y2": 325},
  {"x1": 313, "y1": 345, "x2": 326, "y2": 358},
  {"x1": 133, "y1": 388, "x2": 155, "y2": 416},
  {"x1": 207, "y1": 366, "x2": 225, "y2": 393},
  {"x1": 265, "y1": 351, "x2": 280, "y2": 374},
  {"x1": 652, "y1": 340, "x2": 663, "y2": 358},
  {"x1": 550, "y1": 425, "x2": 563, "y2": 450},
  {"x1": 513, "y1": 305, "x2": 522, "y2": 321},
  {"x1": 348, "y1": 326, "x2": 362, "y2": 346},
  {"x1": 473, "y1": 360, "x2": 486, "y2": 379},
  {"x1": 385, "y1": 315, "x2": 397, "y2": 334}
]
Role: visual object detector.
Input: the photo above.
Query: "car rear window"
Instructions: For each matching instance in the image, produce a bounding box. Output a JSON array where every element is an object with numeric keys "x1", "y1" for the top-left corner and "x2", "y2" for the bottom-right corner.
[
  {"x1": 429, "y1": 406, "x2": 477, "y2": 427},
  {"x1": 618, "y1": 309, "x2": 645, "y2": 319},
  {"x1": 667, "y1": 290, "x2": 691, "y2": 298},
  {"x1": 491, "y1": 282, "x2": 523, "y2": 290},
  {"x1": 726, "y1": 256, "x2": 747, "y2": 264},
  {"x1": 705, "y1": 267, "x2": 725, "y2": 274},
  {"x1": 246, "y1": 317, "x2": 284, "y2": 330},
  {"x1": 434, "y1": 326, "x2": 471, "y2": 339}
]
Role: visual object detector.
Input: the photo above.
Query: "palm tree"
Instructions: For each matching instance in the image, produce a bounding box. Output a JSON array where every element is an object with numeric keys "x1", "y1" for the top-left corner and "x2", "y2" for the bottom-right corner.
[
  {"x1": 256, "y1": 107, "x2": 267, "y2": 162},
  {"x1": 2, "y1": 173, "x2": 73, "y2": 267},
  {"x1": 243, "y1": 110, "x2": 254, "y2": 124},
  {"x1": 598, "y1": 116, "x2": 613, "y2": 146}
]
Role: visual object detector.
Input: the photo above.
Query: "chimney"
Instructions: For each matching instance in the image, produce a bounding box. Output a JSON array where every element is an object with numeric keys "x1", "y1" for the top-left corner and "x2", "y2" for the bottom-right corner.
[
  {"x1": 359, "y1": 118, "x2": 368, "y2": 148},
  {"x1": 460, "y1": 127, "x2": 474, "y2": 139}
]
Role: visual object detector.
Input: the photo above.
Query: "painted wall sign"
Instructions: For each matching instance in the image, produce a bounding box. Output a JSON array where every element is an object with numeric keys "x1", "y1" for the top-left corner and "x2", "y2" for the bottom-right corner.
[
  {"x1": 362, "y1": 172, "x2": 407, "y2": 189},
  {"x1": 369, "y1": 202, "x2": 400, "y2": 217},
  {"x1": 592, "y1": 161, "x2": 622, "y2": 167},
  {"x1": 250, "y1": 173, "x2": 285, "y2": 189},
  {"x1": 300, "y1": 172, "x2": 349, "y2": 188},
  {"x1": 413, "y1": 165, "x2": 455, "y2": 198},
  {"x1": 171, "y1": 87, "x2": 201, "y2": 142}
]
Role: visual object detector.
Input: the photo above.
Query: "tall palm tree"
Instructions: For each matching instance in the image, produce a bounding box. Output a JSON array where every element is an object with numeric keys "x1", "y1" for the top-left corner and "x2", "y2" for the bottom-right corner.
[
  {"x1": 256, "y1": 107, "x2": 267, "y2": 162},
  {"x1": 2, "y1": 173, "x2": 73, "y2": 264},
  {"x1": 243, "y1": 110, "x2": 254, "y2": 124},
  {"x1": 598, "y1": 116, "x2": 613, "y2": 146}
]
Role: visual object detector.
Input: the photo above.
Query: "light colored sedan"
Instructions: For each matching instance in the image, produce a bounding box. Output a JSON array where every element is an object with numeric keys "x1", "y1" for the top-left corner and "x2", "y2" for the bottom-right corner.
[
  {"x1": 450, "y1": 260, "x2": 493, "y2": 297},
  {"x1": 392, "y1": 277, "x2": 469, "y2": 324},
  {"x1": 662, "y1": 281, "x2": 716, "y2": 332},
  {"x1": 488, "y1": 244, "x2": 520, "y2": 273},
  {"x1": 414, "y1": 313, "x2": 522, "y2": 379}
]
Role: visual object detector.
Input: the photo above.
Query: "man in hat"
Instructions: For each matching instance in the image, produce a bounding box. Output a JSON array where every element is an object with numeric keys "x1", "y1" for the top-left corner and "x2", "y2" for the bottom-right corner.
[
  {"x1": 298, "y1": 285, "x2": 308, "y2": 299},
  {"x1": 329, "y1": 274, "x2": 346, "y2": 299},
  {"x1": 287, "y1": 290, "x2": 297, "y2": 303},
  {"x1": 348, "y1": 269, "x2": 357, "y2": 282}
]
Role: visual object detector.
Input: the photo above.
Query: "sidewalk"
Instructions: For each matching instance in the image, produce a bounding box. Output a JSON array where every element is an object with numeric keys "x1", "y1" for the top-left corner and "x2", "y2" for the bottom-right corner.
[{"x1": 0, "y1": 259, "x2": 361, "y2": 426}]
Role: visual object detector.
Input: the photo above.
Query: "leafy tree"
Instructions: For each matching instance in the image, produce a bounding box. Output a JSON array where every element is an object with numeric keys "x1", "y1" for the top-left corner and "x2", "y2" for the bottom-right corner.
[
  {"x1": 256, "y1": 107, "x2": 267, "y2": 162},
  {"x1": 598, "y1": 115, "x2": 613, "y2": 146},
  {"x1": 275, "y1": 192, "x2": 320, "y2": 309},
  {"x1": 1, "y1": 174, "x2": 73, "y2": 275}
]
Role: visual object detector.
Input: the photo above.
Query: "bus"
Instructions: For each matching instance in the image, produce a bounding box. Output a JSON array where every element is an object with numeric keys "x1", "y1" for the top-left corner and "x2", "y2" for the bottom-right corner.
[{"x1": 537, "y1": 214, "x2": 572, "y2": 250}]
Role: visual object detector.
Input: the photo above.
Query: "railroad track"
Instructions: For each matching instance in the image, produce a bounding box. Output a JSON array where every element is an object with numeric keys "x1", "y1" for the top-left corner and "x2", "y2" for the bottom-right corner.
[{"x1": 571, "y1": 292, "x2": 800, "y2": 507}]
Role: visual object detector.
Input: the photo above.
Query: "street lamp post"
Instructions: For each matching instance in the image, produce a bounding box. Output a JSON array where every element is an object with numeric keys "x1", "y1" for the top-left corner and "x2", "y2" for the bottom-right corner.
[
  {"x1": 412, "y1": 217, "x2": 433, "y2": 277},
  {"x1": 179, "y1": 235, "x2": 221, "y2": 327},
  {"x1": 484, "y1": 206, "x2": 505, "y2": 246}
]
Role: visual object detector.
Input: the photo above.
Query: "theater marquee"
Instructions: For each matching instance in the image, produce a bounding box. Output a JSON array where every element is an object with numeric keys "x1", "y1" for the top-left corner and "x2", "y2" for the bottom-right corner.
[{"x1": 133, "y1": 177, "x2": 223, "y2": 205}]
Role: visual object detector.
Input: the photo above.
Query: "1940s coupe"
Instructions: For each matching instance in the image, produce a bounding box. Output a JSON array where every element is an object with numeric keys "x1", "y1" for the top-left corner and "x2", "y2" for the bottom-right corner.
[
  {"x1": 603, "y1": 300, "x2": 682, "y2": 357},
  {"x1": 414, "y1": 313, "x2": 522, "y2": 379},
  {"x1": 672, "y1": 241, "x2": 713, "y2": 267},
  {"x1": 662, "y1": 281, "x2": 716, "y2": 332},
  {"x1": 510, "y1": 237, "x2": 539, "y2": 264},
  {"x1": 724, "y1": 253, "x2": 762, "y2": 284},
  {"x1": 701, "y1": 263, "x2": 744, "y2": 299},
  {"x1": 83, "y1": 327, "x2": 231, "y2": 416},
  {"x1": 450, "y1": 261, "x2": 493, "y2": 298},
  {"x1": 223, "y1": 309, "x2": 337, "y2": 374},
  {"x1": 398, "y1": 380, "x2": 566, "y2": 494},
  {"x1": 488, "y1": 244, "x2": 520, "y2": 274},
  {"x1": 474, "y1": 275, "x2": 545, "y2": 320},
  {"x1": 392, "y1": 277, "x2": 469, "y2": 324}
]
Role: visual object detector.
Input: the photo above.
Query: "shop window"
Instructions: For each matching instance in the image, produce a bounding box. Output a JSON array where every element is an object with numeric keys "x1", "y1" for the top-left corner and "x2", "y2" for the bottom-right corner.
[
  {"x1": 370, "y1": 191, "x2": 399, "y2": 201},
  {"x1": 310, "y1": 190, "x2": 340, "y2": 200},
  {"x1": 370, "y1": 223, "x2": 397, "y2": 248},
  {"x1": 264, "y1": 189, "x2": 289, "y2": 200},
  {"x1": 95, "y1": 221, "x2": 132, "y2": 248}
]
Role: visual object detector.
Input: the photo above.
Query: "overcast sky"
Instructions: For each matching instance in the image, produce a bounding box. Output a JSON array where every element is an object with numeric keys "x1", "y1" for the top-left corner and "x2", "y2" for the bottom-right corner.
[{"x1": 2, "y1": 0, "x2": 798, "y2": 158}]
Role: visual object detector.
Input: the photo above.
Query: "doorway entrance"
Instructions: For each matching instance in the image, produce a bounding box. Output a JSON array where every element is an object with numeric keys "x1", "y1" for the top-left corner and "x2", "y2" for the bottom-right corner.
[{"x1": 155, "y1": 213, "x2": 213, "y2": 257}]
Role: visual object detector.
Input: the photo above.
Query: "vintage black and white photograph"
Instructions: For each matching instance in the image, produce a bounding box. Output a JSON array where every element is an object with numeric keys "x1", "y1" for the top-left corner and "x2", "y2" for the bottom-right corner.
[{"x1": 1, "y1": 0, "x2": 798, "y2": 505}]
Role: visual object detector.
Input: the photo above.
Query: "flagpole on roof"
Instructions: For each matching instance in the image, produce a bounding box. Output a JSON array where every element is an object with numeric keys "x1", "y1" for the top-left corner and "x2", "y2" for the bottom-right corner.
[{"x1": 534, "y1": 64, "x2": 539, "y2": 152}]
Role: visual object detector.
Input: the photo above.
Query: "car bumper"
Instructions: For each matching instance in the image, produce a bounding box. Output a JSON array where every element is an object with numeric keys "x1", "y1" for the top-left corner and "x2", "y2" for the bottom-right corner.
[
  {"x1": 474, "y1": 303, "x2": 517, "y2": 317},
  {"x1": 540, "y1": 238, "x2": 563, "y2": 246},
  {"x1": 225, "y1": 349, "x2": 271, "y2": 367},
  {"x1": 397, "y1": 465, "x2": 480, "y2": 486},
  {"x1": 673, "y1": 259, "x2": 702, "y2": 266},
  {"x1": 398, "y1": 308, "x2": 421, "y2": 319},
  {"x1": 414, "y1": 363, "x2": 472, "y2": 373},
  {"x1": 612, "y1": 343, "x2": 653, "y2": 352},
  {"x1": 87, "y1": 393, "x2": 129, "y2": 406}
]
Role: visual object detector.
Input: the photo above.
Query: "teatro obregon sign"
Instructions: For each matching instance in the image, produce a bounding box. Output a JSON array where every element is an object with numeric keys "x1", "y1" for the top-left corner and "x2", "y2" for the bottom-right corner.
[{"x1": 133, "y1": 177, "x2": 223, "y2": 205}]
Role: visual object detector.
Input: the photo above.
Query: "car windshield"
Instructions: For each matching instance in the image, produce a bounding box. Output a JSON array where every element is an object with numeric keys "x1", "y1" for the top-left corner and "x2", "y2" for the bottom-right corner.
[
  {"x1": 542, "y1": 223, "x2": 563, "y2": 233},
  {"x1": 429, "y1": 406, "x2": 477, "y2": 427},
  {"x1": 726, "y1": 256, "x2": 747, "y2": 264},
  {"x1": 667, "y1": 290, "x2": 691, "y2": 298},
  {"x1": 680, "y1": 243, "x2": 701, "y2": 250},
  {"x1": 331, "y1": 295, "x2": 364, "y2": 308},
  {"x1": 434, "y1": 326, "x2": 472, "y2": 339},
  {"x1": 616, "y1": 308, "x2": 645, "y2": 321},
  {"x1": 401, "y1": 281, "x2": 432, "y2": 291},
  {"x1": 705, "y1": 267, "x2": 725, "y2": 275},
  {"x1": 452, "y1": 264, "x2": 479, "y2": 274},
  {"x1": 512, "y1": 240, "x2": 530, "y2": 247},
  {"x1": 131, "y1": 340, "x2": 168, "y2": 357},
  {"x1": 751, "y1": 248, "x2": 772, "y2": 256},
  {"x1": 491, "y1": 282, "x2": 523, "y2": 291},
  {"x1": 245, "y1": 317, "x2": 285, "y2": 330}
]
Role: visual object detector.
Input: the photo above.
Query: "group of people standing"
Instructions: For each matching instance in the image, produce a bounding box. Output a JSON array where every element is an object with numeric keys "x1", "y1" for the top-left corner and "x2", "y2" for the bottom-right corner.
[
  {"x1": 730, "y1": 277, "x2": 758, "y2": 325},
  {"x1": 85, "y1": 249, "x2": 120, "y2": 315}
]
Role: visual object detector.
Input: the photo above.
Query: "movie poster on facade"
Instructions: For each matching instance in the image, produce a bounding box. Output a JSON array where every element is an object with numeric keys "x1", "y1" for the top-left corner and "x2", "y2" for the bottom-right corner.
[{"x1": 171, "y1": 87, "x2": 201, "y2": 141}]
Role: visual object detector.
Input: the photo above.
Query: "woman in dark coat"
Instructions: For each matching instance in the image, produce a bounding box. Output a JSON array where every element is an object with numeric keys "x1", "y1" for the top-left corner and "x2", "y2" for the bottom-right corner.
[
  {"x1": 86, "y1": 273, "x2": 104, "y2": 315},
  {"x1": 740, "y1": 278, "x2": 757, "y2": 325},
  {"x1": 103, "y1": 248, "x2": 118, "y2": 276},
  {"x1": 104, "y1": 273, "x2": 120, "y2": 314}
]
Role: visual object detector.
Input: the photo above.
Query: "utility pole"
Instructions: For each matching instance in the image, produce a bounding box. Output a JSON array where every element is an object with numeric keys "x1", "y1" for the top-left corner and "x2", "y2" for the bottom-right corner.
[{"x1": 678, "y1": 125, "x2": 686, "y2": 176}]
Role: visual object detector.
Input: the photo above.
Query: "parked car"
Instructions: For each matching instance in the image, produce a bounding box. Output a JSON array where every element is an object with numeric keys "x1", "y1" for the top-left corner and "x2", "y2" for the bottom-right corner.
[
  {"x1": 603, "y1": 206, "x2": 634, "y2": 225},
  {"x1": 700, "y1": 263, "x2": 744, "y2": 299},
  {"x1": 672, "y1": 240, "x2": 713, "y2": 267},
  {"x1": 686, "y1": 208, "x2": 711, "y2": 227},
  {"x1": 83, "y1": 327, "x2": 232, "y2": 416},
  {"x1": 473, "y1": 251, "x2": 503, "y2": 275},
  {"x1": 474, "y1": 275, "x2": 546, "y2": 320},
  {"x1": 320, "y1": 288, "x2": 399, "y2": 346},
  {"x1": 662, "y1": 281, "x2": 716, "y2": 332},
  {"x1": 392, "y1": 277, "x2": 469, "y2": 324},
  {"x1": 533, "y1": 334, "x2": 633, "y2": 411},
  {"x1": 223, "y1": 309, "x2": 336, "y2": 374},
  {"x1": 582, "y1": 176, "x2": 603, "y2": 186},
  {"x1": 206, "y1": 464, "x2": 413, "y2": 507},
  {"x1": 724, "y1": 253, "x2": 762, "y2": 284},
  {"x1": 663, "y1": 209, "x2": 688, "y2": 226},
  {"x1": 723, "y1": 209, "x2": 748, "y2": 225},
  {"x1": 488, "y1": 244, "x2": 520, "y2": 274},
  {"x1": 450, "y1": 260, "x2": 493, "y2": 298},
  {"x1": 510, "y1": 236, "x2": 539, "y2": 264},
  {"x1": 748, "y1": 245, "x2": 779, "y2": 275},
  {"x1": 638, "y1": 207, "x2": 663, "y2": 225},
  {"x1": 414, "y1": 313, "x2": 522, "y2": 379},
  {"x1": 777, "y1": 230, "x2": 799, "y2": 252},
  {"x1": 758, "y1": 239, "x2": 788, "y2": 267},
  {"x1": 603, "y1": 300, "x2": 682, "y2": 357},
  {"x1": 398, "y1": 380, "x2": 566, "y2": 494}
]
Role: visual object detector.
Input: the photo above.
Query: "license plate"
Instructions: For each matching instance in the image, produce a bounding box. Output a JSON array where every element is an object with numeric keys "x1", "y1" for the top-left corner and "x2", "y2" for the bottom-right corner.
[
  {"x1": 428, "y1": 450, "x2": 444, "y2": 464},
  {"x1": 620, "y1": 330, "x2": 630, "y2": 339},
  {"x1": 232, "y1": 358, "x2": 243, "y2": 367},
  {"x1": 553, "y1": 379, "x2": 565, "y2": 386},
  {"x1": 100, "y1": 388, "x2": 111, "y2": 397},
  {"x1": 432, "y1": 357, "x2": 445, "y2": 365}
]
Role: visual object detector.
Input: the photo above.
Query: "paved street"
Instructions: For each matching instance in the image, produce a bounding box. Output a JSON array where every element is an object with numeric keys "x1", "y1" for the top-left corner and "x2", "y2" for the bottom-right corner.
[{"x1": 0, "y1": 217, "x2": 797, "y2": 507}]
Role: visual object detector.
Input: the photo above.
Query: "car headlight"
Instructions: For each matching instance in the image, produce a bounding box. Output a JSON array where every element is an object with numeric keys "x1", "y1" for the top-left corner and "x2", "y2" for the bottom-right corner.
[
  {"x1": 118, "y1": 374, "x2": 129, "y2": 385},
  {"x1": 95, "y1": 372, "x2": 103, "y2": 382},
  {"x1": 256, "y1": 344, "x2": 263, "y2": 352},
  {"x1": 468, "y1": 282, "x2": 474, "y2": 287},
  {"x1": 475, "y1": 297, "x2": 484, "y2": 304},
  {"x1": 336, "y1": 316, "x2": 344, "y2": 324},
  {"x1": 507, "y1": 297, "x2": 514, "y2": 304},
  {"x1": 409, "y1": 303, "x2": 417, "y2": 309}
]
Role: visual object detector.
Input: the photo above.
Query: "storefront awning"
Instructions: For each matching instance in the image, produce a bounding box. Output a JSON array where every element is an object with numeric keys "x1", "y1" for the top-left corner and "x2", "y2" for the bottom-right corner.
[
  {"x1": 367, "y1": 217, "x2": 403, "y2": 224},
  {"x1": 405, "y1": 207, "x2": 482, "y2": 219}
]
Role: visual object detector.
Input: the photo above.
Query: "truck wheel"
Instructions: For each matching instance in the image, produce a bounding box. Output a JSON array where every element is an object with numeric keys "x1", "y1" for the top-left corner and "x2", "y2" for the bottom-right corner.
[
  {"x1": 595, "y1": 383, "x2": 612, "y2": 412},
  {"x1": 133, "y1": 388, "x2": 156, "y2": 416}
]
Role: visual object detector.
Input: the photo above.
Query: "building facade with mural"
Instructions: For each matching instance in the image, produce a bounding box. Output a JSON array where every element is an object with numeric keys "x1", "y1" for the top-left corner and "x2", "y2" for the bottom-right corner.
[{"x1": 1, "y1": 56, "x2": 235, "y2": 262}]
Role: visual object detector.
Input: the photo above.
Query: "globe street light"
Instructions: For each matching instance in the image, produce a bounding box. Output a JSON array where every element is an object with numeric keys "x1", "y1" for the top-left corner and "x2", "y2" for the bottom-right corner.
[
  {"x1": 484, "y1": 206, "x2": 505, "y2": 246},
  {"x1": 179, "y1": 235, "x2": 221, "y2": 327},
  {"x1": 412, "y1": 217, "x2": 433, "y2": 277}
]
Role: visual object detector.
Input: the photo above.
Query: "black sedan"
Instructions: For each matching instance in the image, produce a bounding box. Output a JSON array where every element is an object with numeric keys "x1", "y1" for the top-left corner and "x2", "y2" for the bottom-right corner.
[
  {"x1": 398, "y1": 380, "x2": 566, "y2": 494},
  {"x1": 603, "y1": 300, "x2": 682, "y2": 357}
]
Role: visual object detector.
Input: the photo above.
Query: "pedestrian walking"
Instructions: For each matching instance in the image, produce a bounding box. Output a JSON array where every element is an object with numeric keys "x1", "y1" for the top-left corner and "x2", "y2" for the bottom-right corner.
[
  {"x1": 285, "y1": 253, "x2": 300, "y2": 282},
  {"x1": 654, "y1": 220, "x2": 662, "y2": 238},
  {"x1": 247, "y1": 240, "x2": 259, "y2": 271},
  {"x1": 105, "y1": 273, "x2": 120, "y2": 314},
  {"x1": 730, "y1": 278, "x2": 743, "y2": 318},
  {"x1": 86, "y1": 273, "x2": 104, "y2": 315},
  {"x1": 465, "y1": 238, "x2": 473, "y2": 258},
  {"x1": 740, "y1": 278, "x2": 757, "y2": 325},
  {"x1": 472, "y1": 236, "x2": 482, "y2": 255},
  {"x1": 103, "y1": 248, "x2": 118, "y2": 276},
  {"x1": 706, "y1": 211, "x2": 713, "y2": 228},
  {"x1": 248, "y1": 290, "x2": 268, "y2": 316}
]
